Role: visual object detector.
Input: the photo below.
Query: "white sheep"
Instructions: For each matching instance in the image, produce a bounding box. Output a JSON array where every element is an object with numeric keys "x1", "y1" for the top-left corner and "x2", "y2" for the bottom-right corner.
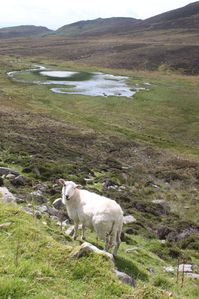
[{"x1": 58, "y1": 179, "x2": 123, "y2": 256}]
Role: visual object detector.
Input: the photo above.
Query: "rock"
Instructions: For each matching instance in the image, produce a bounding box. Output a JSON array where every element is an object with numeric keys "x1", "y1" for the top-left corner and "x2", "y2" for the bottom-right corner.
[
  {"x1": 65, "y1": 225, "x2": 75, "y2": 236},
  {"x1": 0, "y1": 222, "x2": 12, "y2": 229},
  {"x1": 114, "y1": 270, "x2": 136, "y2": 288},
  {"x1": 103, "y1": 179, "x2": 118, "y2": 191},
  {"x1": 70, "y1": 242, "x2": 114, "y2": 261},
  {"x1": 84, "y1": 177, "x2": 94, "y2": 183},
  {"x1": 0, "y1": 167, "x2": 19, "y2": 176},
  {"x1": 163, "y1": 266, "x2": 175, "y2": 273},
  {"x1": 6, "y1": 173, "x2": 16, "y2": 180},
  {"x1": 0, "y1": 187, "x2": 16, "y2": 203},
  {"x1": 125, "y1": 247, "x2": 138, "y2": 253},
  {"x1": 186, "y1": 273, "x2": 199, "y2": 279},
  {"x1": 152, "y1": 199, "x2": 170, "y2": 211},
  {"x1": 46, "y1": 206, "x2": 60, "y2": 218},
  {"x1": 123, "y1": 215, "x2": 137, "y2": 225},
  {"x1": 22, "y1": 206, "x2": 34, "y2": 216},
  {"x1": 37, "y1": 205, "x2": 48, "y2": 214},
  {"x1": 31, "y1": 190, "x2": 43, "y2": 197},
  {"x1": 33, "y1": 183, "x2": 47, "y2": 192},
  {"x1": 157, "y1": 226, "x2": 172, "y2": 240},
  {"x1": 11, "y1": 175, "x2": 26, "y2": 186},
  {"x1": 53, "y1": 198, "x2": 64, "y2": 210},
  {"x1": 178, "y1": 264, "x2": 193, "y2": 273}
]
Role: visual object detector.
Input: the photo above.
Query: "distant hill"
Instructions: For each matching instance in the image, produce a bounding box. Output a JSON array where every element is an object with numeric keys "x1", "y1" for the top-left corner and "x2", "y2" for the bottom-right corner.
[
  {"x1": 0, "y1": 25, "x2": 52, "y2": 38},
  {"x1": 55, "y1": 2, "x2": 199, "y2": 36},
  {"x1": 56, "y1": 17, "x2": 141, "y2": 37},
  {"x1": 0, "y1": 2, "x2": 198, "y2": 74}
]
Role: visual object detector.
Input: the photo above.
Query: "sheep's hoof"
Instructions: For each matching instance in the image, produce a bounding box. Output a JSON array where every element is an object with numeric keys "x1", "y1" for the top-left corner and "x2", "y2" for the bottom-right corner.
[
  {"x1": 80, "y1": 236, "x2": 86, "y2": 241},
  {"x1": 72, "y1": 235, "x2": 77, "y2": 240}
]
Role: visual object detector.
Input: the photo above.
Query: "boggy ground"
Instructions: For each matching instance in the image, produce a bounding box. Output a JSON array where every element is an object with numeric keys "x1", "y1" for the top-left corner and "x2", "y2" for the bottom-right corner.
[{"x1": 0, "y1": 56, "x2": 199, "y2": 298}]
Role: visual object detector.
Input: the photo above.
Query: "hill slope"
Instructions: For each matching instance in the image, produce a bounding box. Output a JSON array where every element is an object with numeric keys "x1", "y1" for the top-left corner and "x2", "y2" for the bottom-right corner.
[
  {"x1": 56, "y1": 17, "x2": 141, "y2": 37},
  {"x1": 0, "y1": 25, "x2": 52, "y2": 38},
  {"x1": 140, "y1": 1, "x2": 199, "y2": 31}
]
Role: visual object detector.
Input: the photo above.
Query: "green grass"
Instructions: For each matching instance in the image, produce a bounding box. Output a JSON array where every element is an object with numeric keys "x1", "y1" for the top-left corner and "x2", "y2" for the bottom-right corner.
[
  {"x1": 0, "y1": 202, "x2": 198, "y2": 299},
  {"x1": 0, "y1": 202, "x2": 132, "y2": 299}
]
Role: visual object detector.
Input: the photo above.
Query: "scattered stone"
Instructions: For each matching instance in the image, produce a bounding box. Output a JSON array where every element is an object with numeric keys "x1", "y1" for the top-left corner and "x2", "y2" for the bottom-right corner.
[
  {"x1": 70, "y1": 242, "x2": 113, "y2": 261},
  {"x1": 31, "y1": 190, "x2": 43, "y2": 197},
  {"x1": 33, "y1": 183, "x2": 47, "y2": 192},
  {"x1": 103, "y1": 179, "x2": 118, "y2": 191},
  {"x1": 0, "y1": 187, "x2": 16, "y2": 203},
  {"x1": 65, "y1": 225, "x2": 75, "y2": 237},
  {"x1": 11, "y1": 175, "x2": 26, "y2": 186},
  {"x1": 84, "y1": 177, "x2": 94, "y2": 183},
  {"x1": 123, "y1": 215, "x2": 137, "y2": 225},
  {"x1": 0, "y1": 222, "x2": 12, "y2": 229},
  {"x1": 37, "y1": 205, "x2": 48, "y2": 214},
  {"x1": 125, "y1": 247, "x2": 138, "y2": 253},
  {"x1": 22, "y1": 206, "x2": 34, "y2": 216},
  {"x1": 6, "y1": 173, "x2": 16, "y2": 180},
  {"x1": 161, "y1": 240, "x2": 166, "y2": 244},
  {"x1": 178, "y1": 264, "x2": 193, "y2": 273},
  {"x1": 163, "y1": 266, "x2": 175, "y2": 273},
  {"x1": 0, "y1": 167, "x2": 19, "y2": 176},
  {"x1": 114, "y1": 270, "x2": 136, "y2": 288},
  {"x1": 46, "y1": 206, "x2": 60, "y2": 218},
  {"x1": 53, "y1": 198, "x2": 64, "y2": 210}
]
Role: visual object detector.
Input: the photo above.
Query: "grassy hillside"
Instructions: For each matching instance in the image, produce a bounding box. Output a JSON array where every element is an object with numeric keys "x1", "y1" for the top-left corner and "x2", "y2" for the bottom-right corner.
[
  {"x1": 0, "y1": 56, "x2": 199, "y2": 298},
  {"x1": 0, "y1": 202, "x2": 198, "y2": 299}
]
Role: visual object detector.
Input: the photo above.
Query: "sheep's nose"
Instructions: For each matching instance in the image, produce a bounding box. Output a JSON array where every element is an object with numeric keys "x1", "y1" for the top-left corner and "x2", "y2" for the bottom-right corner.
[{"x1": 65, "y1": 195, "x2": 70, "y2": 200}]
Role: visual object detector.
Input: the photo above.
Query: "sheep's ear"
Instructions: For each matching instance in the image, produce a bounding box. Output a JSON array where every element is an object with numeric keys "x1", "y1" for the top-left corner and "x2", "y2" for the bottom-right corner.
[
  {"x1": 75, "y1": 184, "x2": 82, "y2": 189},
  {"x1": 57, "y1": 179, "x2": 66, "y2": 186}
]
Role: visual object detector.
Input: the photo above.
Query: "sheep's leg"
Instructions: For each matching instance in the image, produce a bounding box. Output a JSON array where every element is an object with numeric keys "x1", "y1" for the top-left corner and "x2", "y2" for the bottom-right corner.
[
  {"x1": 113, "y1": 231, "x2": 121, "y2": 257},
  {"x1": 81, "y1": 224, "x2": 86, "y2": 241},
  {"x1": 72, "y1": 222, "x2": 79, "y2": 240},
  {"x1": 105, "y1": 233, "x2": 111, "y2": 251}
]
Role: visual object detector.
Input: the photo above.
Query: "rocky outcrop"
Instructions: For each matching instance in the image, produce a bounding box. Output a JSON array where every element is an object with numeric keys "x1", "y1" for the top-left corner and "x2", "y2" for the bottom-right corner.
[
  {"x1": 70, "y1": 242, "x2": 114, "y2": 261},
  {"x1": 114, "y1": 270, "x2": 136, "y2": 287},
  {"x1": 0, "y1": 167, "x2": 19, "y2": 176},
  {"x1": 0, "y1": 187, "x2": 16, "y2": 203}
]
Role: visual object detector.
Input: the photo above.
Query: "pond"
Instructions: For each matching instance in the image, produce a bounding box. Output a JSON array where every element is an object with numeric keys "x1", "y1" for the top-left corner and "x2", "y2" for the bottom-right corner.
[{"x1": 7, "y1": 65, "x2": 145, "y2": 98}]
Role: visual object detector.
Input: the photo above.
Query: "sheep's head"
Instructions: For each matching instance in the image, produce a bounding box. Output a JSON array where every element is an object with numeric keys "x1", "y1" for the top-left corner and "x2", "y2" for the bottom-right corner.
[{"x1": 58, "y1": 179, "x2": 81, "y2": 203}]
